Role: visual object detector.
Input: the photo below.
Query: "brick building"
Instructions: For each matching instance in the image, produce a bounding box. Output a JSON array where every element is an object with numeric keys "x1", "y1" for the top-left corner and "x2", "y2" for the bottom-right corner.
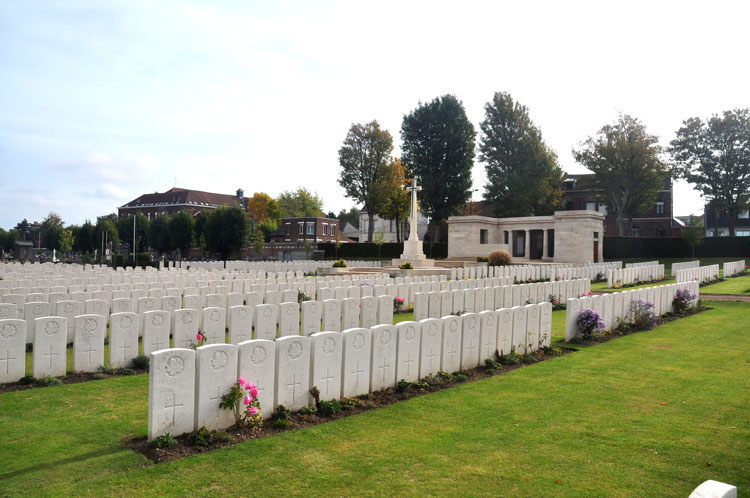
[
  {"x1": 562, "y1": 174, "x2": 678, "y2": 237},
  {"x1": 703, "y1": 206, "x2": 750, "y2": 237},
  {"x1": 118, "y1": 187, "x2": 248, "y2": 220},
  {"x1": 270, "y1": 217, "x2": 347, "y2": 243}
]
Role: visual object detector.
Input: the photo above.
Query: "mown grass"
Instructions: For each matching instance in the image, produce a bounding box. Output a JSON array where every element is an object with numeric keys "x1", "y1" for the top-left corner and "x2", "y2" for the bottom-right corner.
[
  {"x1": 701, "y1": 274, "x2": 750, "y2": 294},
  {"x1": 1, "y1": 301, "x2": 747, "y2": 497}
]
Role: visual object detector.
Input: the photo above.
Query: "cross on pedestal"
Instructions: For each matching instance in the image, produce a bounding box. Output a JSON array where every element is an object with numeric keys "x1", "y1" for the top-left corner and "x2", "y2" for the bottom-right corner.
[
  {"x1": 404, "y1": 352, "x2": 415, "y2": 377},
  {"x1": 83, "y1": 343, "x2": 98, "y2": 364},
  {"x1": 405, "y1": 178, "x2": 422, "y2": 242},
  {"x1": 287, "y1": 374, "x2": 301, "y2": 403},
  {"x1": 0, "y1": 350, "x2": 15, "y2": 374},
  {"x1": 321, "y1": 368, "x2": 335, "y2": 397},
  {"x1": 351, "y1": 361, "x2": 363, "y2": 388},
  {"x1": 378, "y1": 357, "x2": 391, "y2": 382},
  {"x1": 45, "y1": 346, "x2": 58, "y2": 368},
  {"x1": 164, "y1": 393, "x2": 183, "y2": 427}
]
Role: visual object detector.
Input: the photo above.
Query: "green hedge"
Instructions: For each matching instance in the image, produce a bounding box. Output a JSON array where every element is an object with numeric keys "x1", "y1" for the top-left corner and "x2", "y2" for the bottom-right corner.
[
  {"x1": 604, "y1": 236, "x2": 750, "y2": 259},
  {"x1": 318, "y1": 242, "x2": 448, "y2": 259}
]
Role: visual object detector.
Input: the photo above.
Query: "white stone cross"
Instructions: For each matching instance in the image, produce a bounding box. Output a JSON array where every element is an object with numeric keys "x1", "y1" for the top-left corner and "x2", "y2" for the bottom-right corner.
[
  {"x1": 164, "y1": 393, "x2": 183, "y2": 426},
  {"x1": 351, "y1": 361, "x2": 363, "y2": 388},
  {"x1": 0, "y1": 350, "x2": 14, "y2": 374},
  {"x1": 286, "y1": 374, "x2": 301, "y2": 403},
  {"x1": 321, "y1": 368, "x2": 335, "y2": 395},
  {"x1": 404, "y1": 352, "x2": 415, "y2": 377},
  {"x1": 405, "y1": 178, "x2": 422, "y2": 241},
  {"x1": 45, "y1": 346, "x2": 58, "y2": 368}
]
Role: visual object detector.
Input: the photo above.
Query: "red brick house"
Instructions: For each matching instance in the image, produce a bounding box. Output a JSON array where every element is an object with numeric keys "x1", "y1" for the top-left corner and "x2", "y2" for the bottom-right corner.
[{"x1": 118, "y1": 187, "x2": 248, "y2": 220}]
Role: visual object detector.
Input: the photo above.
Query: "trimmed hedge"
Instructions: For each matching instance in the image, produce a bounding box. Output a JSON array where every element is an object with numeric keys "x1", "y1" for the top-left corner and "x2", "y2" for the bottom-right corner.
[
  {"x1": 318, "y1": 242, "x2": 447, "y2": 260},
  {"x1": 604, "y1": 236, "x2": 750, "y2": 259}
]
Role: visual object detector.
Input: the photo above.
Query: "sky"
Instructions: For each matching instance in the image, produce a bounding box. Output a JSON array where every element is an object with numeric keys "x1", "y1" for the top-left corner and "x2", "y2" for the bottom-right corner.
[{"x1": 1, "y1": 0, "x2": 749, "y2": 230}]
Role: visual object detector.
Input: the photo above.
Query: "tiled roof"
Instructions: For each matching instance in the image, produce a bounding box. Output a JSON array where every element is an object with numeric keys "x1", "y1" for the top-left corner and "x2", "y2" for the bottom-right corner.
[{"x1": 120, "y1": 187, "x2": 246, "y2": 210}]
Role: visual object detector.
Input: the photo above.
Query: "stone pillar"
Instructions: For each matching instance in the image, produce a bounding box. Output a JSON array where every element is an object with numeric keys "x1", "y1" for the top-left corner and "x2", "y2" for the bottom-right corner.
[
  {"x1": 541, "y1": 230, "x2": 547, "y2": 260},
  {"x1": 524, "y1": 230, "x2": 531, "y2": 260}
]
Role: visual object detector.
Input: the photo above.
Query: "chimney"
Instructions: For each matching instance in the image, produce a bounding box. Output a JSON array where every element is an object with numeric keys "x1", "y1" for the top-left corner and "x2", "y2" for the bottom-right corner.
[{"x1": 236, "y1": 188, "x2": 244, "y2": 198}]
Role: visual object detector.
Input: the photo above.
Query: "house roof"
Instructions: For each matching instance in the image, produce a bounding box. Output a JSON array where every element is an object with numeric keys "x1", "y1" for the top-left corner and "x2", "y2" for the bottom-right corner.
[{"x1": 119, "y1": 187, "x2": 246, "y2": 211}]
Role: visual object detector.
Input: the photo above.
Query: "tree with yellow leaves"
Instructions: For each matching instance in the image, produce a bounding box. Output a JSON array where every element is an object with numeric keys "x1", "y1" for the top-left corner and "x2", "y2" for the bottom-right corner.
[{"x1": 376, "y1": 158, "x2": 411, "y2": 242}]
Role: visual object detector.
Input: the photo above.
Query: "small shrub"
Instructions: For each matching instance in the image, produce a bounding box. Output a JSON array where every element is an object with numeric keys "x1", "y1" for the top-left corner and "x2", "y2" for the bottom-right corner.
[
  {"x1": 220, "y1": 378, "x2": 262, "y2": 428},
  {"x1": 488, "y1": 250, "x2": 511, "y2": 266},
  {"x1": 576, "y1": 309, "x2": 606, "y2": 340},
  {"x1": 115, "y1": 367, "x2": 136, "y2": 376},
  {"x1": 548, "y1": 294, "x2": 566, "y2": 311},
  {"x1": 394, "y1": 297, "x2": 405, "y2": 313},
  {"x1": 132, "y1": 355, "x2": 150, "y2": 371},
  {"x1": 332, "y1": 259, "x2": 347, "y2": 268},
  {"x1": 318, "y1": 399, "x2": 341, "y2": 417},
  {"x1": 672, "y1": 288, "x2": 696, "y2": 315},
  {"x1": 396, "y1": 379, "x2": 411, "y2": 393},
  {"x1": 188, "y1": 426, "x2": 221, "y2": 447},
  {"x1": 499, "y1": 353, "x2": 521, "y2": 366},
  {"x1": 356, "y1": 392, "x2": 371, "y2": 401},
  {"x1": 484, "y1": 358, "x2": 502, "y2": 371},
  {"x1": 452, "y1": 371, "x2": 468, "y2": 382},
  {"x1": 297, "y1": 290, "x2": 312, "y2": 303},
  {"x1": 299, "y1": 405, "x2": 317, "y2": 415},
  {"x1": 340, "y1": 398, "x2": 361, "y2": 410},
  {"x1": 399, "y1": 261, "x2": 413, "y2": 270},
  {"x1": 271, "y1": 404, "x2": 291, "y2": 421},
  {"x1": 271, "y1": 418, "x2": 291, "y2": 431},
  {"x1": 97, "y1": 364, "x2": 116, "y2": 375},
  {"x1": 36, "y1": 375, "x2": 62, "y2": 387},
  {"x1": 476, "y1": 256, "x2": 488, "y2": 263},
  {"x1": 630, "y1": 299, "x2": 657, "y2": 331},
  {"x1": 18, "y1": 375, "x2": 36, "y2": 385},
  {"x1": 149, "y1": 433, "x2": 176, "y2": 449}
]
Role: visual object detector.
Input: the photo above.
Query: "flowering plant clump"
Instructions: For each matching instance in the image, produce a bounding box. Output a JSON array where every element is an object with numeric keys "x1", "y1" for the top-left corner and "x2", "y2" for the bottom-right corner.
[
  {"x1": 672, "y1": 288, "x2": 696, "y2": 315},
  {"x1": 576, "y1": 309, "x2": 606, "y2": 340},
  {"x1": 630, "y1": 299, "x2": 657, "y2": 330},
  {"x1": 548, "y1": 294, "x2": 565, "y2": 311},
  {"x1": 189, "y1": 332, "x2": 207, "y2": 350},
  {"x1": 394, "y1": 297, "x2": 405, "y2": 313},
  {"x1": 220, "y1": 377, "x2": 262, "y2": 428}
]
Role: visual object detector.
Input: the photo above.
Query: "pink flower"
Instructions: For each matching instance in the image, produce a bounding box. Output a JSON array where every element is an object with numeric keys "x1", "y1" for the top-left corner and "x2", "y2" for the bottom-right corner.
[
  {"x1": 553, "y1": 300, "x2": 558, "y2": 305},
  {"x1": 196, "y1": 333, "x2": 202, "y2": 341},
  {"x1": 238, "y1": 376, "x2": 246, "y2": 386},
  {"x1": 588, "y1": 291, "x2": 593, "y2": 296},
  {"x1": 248, "y1": 386, "x2": 259, "y2": 397},
  {"x1": 243, "y1": 395, "x2": 251, "y2": 406},
  {"x1": 247, "y1": 406, "x2": 259, "y2": 416}
]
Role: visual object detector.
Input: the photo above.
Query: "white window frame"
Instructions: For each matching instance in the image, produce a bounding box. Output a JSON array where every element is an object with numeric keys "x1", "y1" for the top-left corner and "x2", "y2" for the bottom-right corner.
[
  {"x1": 306, "y1": 222, "x2": 314, "y2": 235},
  {"x1": 739, "y1": 210, "x2": 750, "y2": 219},
  {"x1": 656, "y1": 202, "x2": 665, "y2": 215},
  {"x1": 298, "y1": 223, "x2": 304, "y2": 235},
  {"x1": 331, "y1": 225, "x2": 336, "y2": 236},
  {"x1": 322, "y1": 223, "x2": 328, "y2": 235},
  {"x1": 586, "y1": 201, "x2": 596, "y2": 211}
]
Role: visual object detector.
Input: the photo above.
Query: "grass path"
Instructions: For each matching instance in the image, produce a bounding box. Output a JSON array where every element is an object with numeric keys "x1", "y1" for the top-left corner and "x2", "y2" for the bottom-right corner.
[{"x1": 1, "y1": 300, "x2": 748, "y2": 496}]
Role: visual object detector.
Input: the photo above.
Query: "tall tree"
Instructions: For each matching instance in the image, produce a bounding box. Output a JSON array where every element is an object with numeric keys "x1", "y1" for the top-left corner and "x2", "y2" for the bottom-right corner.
[
  {"x1": 40, "y1": 212, "x2": 64, "y2": 250},
  {"x1": 14, "y1": 219, "x2": 31, "y2": 240},
  {"x1": 376, "y1": 157, "x2": 410, "y2": 242},
  {"x1": 277, "y1": 188, "x2": 325, "y2": 219},
  {"x1": 573, "y1": 114, "x2": 669, "y2": 236},
  {"x1": 480, "y1": 92, "x2": 564, "y2": 217},
  {"x1": 58, "y1": 229, "x2": 74, "y2": 254},
  {"x1": 401, "y1": 94, "x2": 475, "y2": 242},
  {"x1": 682, "y1": 215, "x2": 705, "y2": 257},
  {"x1": 669, "y1": 108, "x2": 750, "y2": 236},
  {"x1": 95, "y1": 216, "x2": 119, "y2": 255},
  {"x1": 246, "y1": 192, "x2": 280, "y2": 229},
  {"x1": 203, "y1": 206, "x2": 250, "y2": 260},
  {"x1": 75, "y1": 220, "x2": 96, "y2": 253},
  {"x1": 338, "y1": 121, "x2": 393, "y2": 242},
  {"x1": 149, "y1": 215, "x2": 171, "y2": 254},
  {"x1": 168, "y1": 210, "x2": 195, "y2": 256},
  {"x1": 117, "y1": 213, "x2": 150, "y2": 253},
  {"x1": 336, "y1": 207, "x2": 361, "y2": 229}
]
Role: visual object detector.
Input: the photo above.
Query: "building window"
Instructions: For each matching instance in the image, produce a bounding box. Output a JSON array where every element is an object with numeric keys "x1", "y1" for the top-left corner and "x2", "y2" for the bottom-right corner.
[
  {"x1": 739, "y1": 210, "x2": 750, "y2": 219},
  {"x1": 298, "y1": 223, "x2": 304, "y2": 235},
  {"x1": 593, "y1": 232, "x2": 599, "y2": 239},
  {"x1": 736, "y1": 230, "x2": 750, "y2": 236},
  {"x1": 504, "y1": 231, "x2": 509, "y2": 244},
  {"x1": 306, "y1": 222, "x2": 314, "y2": 235},
  {"x1": 547, "y1": 229, "x2": 554, "y2": 257},
  {"x1": 656, "y1": 225, "x2": 666, "y2": 237},
  {"x1": 330, "y1": 225, "x2": 336, "y2": 236},
  {"x1": 600, "y1": 204, "x2": 607, "y2": 216},
  {"x1": 656, "y1": 202, "x2": 665, "y2": 215},
  {"x1": 480, "y1": 229, "x2": 488, "y2": 244},
  {"x1": 586, "y1": 201, "x2": 596, "y2": 211},
  {"x1": 631, "y1": 227, "x2": 641, "y2": 237},
  {"x1": 322, "y1": 224, "x2": 328, "y2": 235}
]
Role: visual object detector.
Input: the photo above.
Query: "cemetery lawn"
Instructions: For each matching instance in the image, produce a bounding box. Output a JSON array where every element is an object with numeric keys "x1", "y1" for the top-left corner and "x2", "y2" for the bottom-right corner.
[
  {"x1": 700, "y1": 274, "x2": 750, "y2": 294},
  {"x1": 1, "y1": 302, "x2": 748, "y2": 497},
  {"x1": 590, "y1": 278, "x2": 675, "y2": 292}
]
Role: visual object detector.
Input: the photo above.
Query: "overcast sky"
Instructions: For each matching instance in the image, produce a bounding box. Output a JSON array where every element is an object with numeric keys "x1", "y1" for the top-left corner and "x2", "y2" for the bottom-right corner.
[{"x1": 1, "y1": 0, "x2": 748, "y2": 229}]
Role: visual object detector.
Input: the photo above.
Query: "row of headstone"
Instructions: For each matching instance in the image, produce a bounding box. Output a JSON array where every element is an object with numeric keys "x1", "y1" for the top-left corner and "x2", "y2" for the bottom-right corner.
[
  {"x1": 564, "y1": 282, "x2": 700, "y2": 341},
  {"x1": 147, "y1": 302, "x2": 553, "y2": 440},
  {"x1": 671, "y1": 260, "x2": 700, "y2": 275},
  {"x1": 675, "y1": 265, "x2": 719, "y2": 284},
  {"x1": 451, "y1": 264, "x2": 572, "y2": 282},
  {"x1": 413, "y1": 279, "x2": 591, "y2": 321},
  {"x1": 551, "y1": 262, "x2": 622, "y2": 281},
  {"x1": 606, "y1": 265, "x2": 665, "y2": 287},
  {"x1": 625, "y1": 261, "x2": 659, "y2": 268},
  {"x1": 722, "y1": 260, "x2": 745, "y2": 278}
]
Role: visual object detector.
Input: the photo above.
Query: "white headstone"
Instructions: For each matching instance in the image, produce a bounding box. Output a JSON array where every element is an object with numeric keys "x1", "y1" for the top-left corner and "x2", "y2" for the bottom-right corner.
[
  {"x1": 24, "y1": 301, "x2": 50, "y2": 343},
  {"x1": 428, "y1": 292, "x2": 441, "y2": 319},
  {"x1": 342, "y1": 298, "x2": 361, "y2": 330},
  {"x1": 341, "y1": 328, "x2": 372, "y2": 398},
  {"x1": 460, "y1": 313, "x2": 480, "y2": 370},
  {"x1": 511, "y1": 306, "x2": 528, "y2": 354},
  {"x1": 479, "y1": 310, "x2": 498, "y2": 363},
  {"x1": 228, "y1": 305, "x2": 253, "y2": 344},
  {"x1": 254, "y1": 304, "x2": 278, "y2": 340},
  {"x1": 72, "y1": 314, "x2": 106, "y2": 373},
  {"x1": 142, "y1": 310, "x2": 171, "y2": 355},
  {"x1": 56, "y1": 300, "x2": 80, "y2": 342},
  {"x1": 396, "y1": 321, "x2": 421, "y2": 383},
  {"x1": 237, "y1": 339, "x2": 275, "y2": 418},
  {"x1": 360, "y1": 296, "x2": 378, "y2": 328},
  {"x1": 33, "y1": 316, "x2": 67, "y2": 378},
  {"x1": 202, "y1": 307, "x2": 226, "y2": 344},
  {"x1": 0, "y1": 319, "x2": 26, "y2": 383},
  {"x1": 440, "y1": 315, "x2": 462, "y2": 373},
  {"x1": 301, "y1": 300, "x2": 322, "y2": 336},
  {"x1": 539, "y1": 302, "x2": 552, "y2": 347},
  {"x1": 310, "y1": 332, "x2": 343, "y2": 401},
  {"x1": 109, "y1": 312, "x2": 139, "y2": 368},
  {"x1": 525, "y1": 304, "x2": 540, "y2": 353},
  {"x1": 278, "y1": 301, "x2": 300, "y2": 337},
  {"x1": 274, "y1": 336, "x2": 311, "y2": 411},
  {"x1": 148, "y1": 348, "x2": 196, "y2": 440},
  {"x1": 370, "y1": 324, "x2": 396, "y2": 391},
  {"x1": 194, "y1": 343, "x2": 238, "y2": 431}
]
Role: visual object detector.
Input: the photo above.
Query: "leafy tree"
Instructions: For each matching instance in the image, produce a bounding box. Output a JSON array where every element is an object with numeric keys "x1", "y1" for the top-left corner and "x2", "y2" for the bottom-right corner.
[
  {"x1": 573, "y1": 114, "x2": 669, "y2": 236},
  {"x1": 250, "y1": 229, "x2": 265, "y2": 255},
  {"x1": 75, "y1": 220, "x2": 96, "y2": 253},
  {"x1": 480, "y1": 92, "x2": 564, "y2": 217},
  {"x1": 376, "y1": 158, "x2": 410, "y2": 242},
  {"x1": 326, "y1": 211, "x2": 336, "y2": 219},
  {"x1": 117, "y1": 213, "x2": 150, "y2": 253},
  {"x1": 669, "y1": 108, "x2": 750, "y2": 236},
  {"x1": 247, "y1": 192, "x2": 281, "y2": 233},
  {"x1": 0, "y1": 228, "x2": 19, "y2": 254},
  {"x1": 277, "y1": 188, "x2": 324, "y2": 219},
  {"x1": 194, "y1": 213, "x2": 208, "y2": 250},
  {"x1": 203, "y1": 206, "x2": 250, "y2": 260},
  {"x1": 58, "y1": 229, "x2": 74, "y2": 254},
  {"x1": 338, "y1": 120, "x2": 393, "y2": 242},
  {"x1": 149, "y1": 215, "x2": 171, "y2": 254},
  {"x1": 336, "y1": 207, "x2": 361, "y2": 229},
  {"x1": 401, "y1": 94, "x2": 475, "y2": 242},
  {"x1": 682, "y1": 215, "x2": 705, "y2": 257},
  {"x1": 14, "y1": 219, "x2": 31, "y2": 241},
  {"x1": 95, "y1": 217, "x2": 119, "y2": 255},
  {"x1": 168, "y1": 210, "x2": 195, "y2": 256},
  {"x1": 40, "y1": 212, "x2": 64, "y2": 250}
]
